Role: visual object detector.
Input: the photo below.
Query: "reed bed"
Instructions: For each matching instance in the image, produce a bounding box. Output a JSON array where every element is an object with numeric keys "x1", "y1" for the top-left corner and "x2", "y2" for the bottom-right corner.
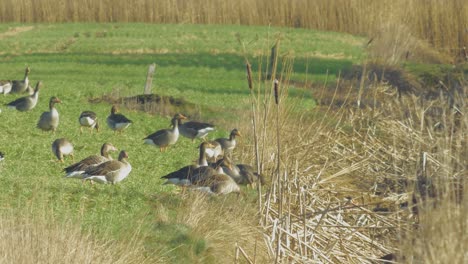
[
  {"x1": 0, "y1": 0, "x2": 466, "y2": 60},
  {"x1": 233, "y1": 41, "x2": 466, "y2": 262}
]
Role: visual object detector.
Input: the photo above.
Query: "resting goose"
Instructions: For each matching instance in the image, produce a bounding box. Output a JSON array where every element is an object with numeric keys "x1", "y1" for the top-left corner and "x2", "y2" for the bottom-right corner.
[
  {"x1": 214, "y1": 157, "x2": 265, "y2": 187},
  {"x1": 144, "y1": 113, "x2": 187, "y2": 152},
  {"x1": 52, "y1": 138, "x2": 74, "y2": 162},
  {"x1": 64, "y1": 143, "x2": 117, "y2": 178},
  {"x1": 193, "y1": 171, "x2": 241, "y2": 195},
  {"x1": 0, "y1": 80, "x2": 12, "y2": 95},
  {"x1": 161, "y1": 141, "x2": 217, "y2": 186},
  {"x1": 79, "y1": 111, "x2": 99, "y2": 133},
  {"x1": 215, "y1": 129, "x2": 241, "y2": 157},
  {"x1": 6, "y1": 81, "x2": 42, "y2": 111},
  {"x1": 178, "y1": 119, "x2": 215, "y2": 142},
  {"x1": 10, "y1": 66, "x2": 30, "y2": 94},
  {"x1": 37, "y1": 96, "x2": 61, "y2": 132},
  {"x1": 82, "y1": 150, "x2": 132, "y2": 184},
  {"x1": 106, "y1": 105, "x2": 132, "y2": 133}
]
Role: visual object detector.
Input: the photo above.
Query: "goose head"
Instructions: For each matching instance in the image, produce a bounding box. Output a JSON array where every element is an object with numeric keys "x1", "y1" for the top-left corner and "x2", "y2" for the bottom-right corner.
[
  {"x1": 49, "y1": 96, "x2": 61, "y2": 108},
  {"x1": 171, "y1": 113, "x2": 187, "y2": 127},
  {"x1": 111, "y1": 105, "x2": 118, "y2": 115},
  {"x1": 101, "y1": 143, "x2": 117, "y2": 157},
  {"x1": 118, "y1": 150, "x2": 129, "y2": 161},
  {"x1": 230, "y1": 129, "x2": 241, "y2": 139}
]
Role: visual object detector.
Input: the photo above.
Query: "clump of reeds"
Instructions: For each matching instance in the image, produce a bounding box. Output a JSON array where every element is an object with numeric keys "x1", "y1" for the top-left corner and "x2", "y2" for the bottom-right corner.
[{"x1": 237, "y1": 36, "x2": 466, "y2": 262}]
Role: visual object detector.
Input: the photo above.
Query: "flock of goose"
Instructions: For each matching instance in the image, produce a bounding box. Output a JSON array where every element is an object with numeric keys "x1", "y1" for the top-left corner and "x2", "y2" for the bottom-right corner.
[{"x1": 1, "y1": 67, "x2": 264, "y2": 195}]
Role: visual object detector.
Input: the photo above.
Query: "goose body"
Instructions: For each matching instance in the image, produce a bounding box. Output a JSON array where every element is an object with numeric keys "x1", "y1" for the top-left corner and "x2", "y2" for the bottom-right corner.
[
  {"x1": 6, "y1": 81, "x2": 41, "y2": 111},
  {"x1": 65, "y1": 143, "x2": 117, "y2": 178},
  {"x1": 178, "y1": 119, "x2": 215, "y2": 142},
  {"x1": 0, "y1": 81, "x2": 12, "y2": 95},
  {"x1": 52, "y1": 138, "x2": 74, "y2": 162},
  {"x1": 82, "y1": 150, "x2": 132, "y2": 184},
  {"x1": 106, "y1": 105, "x2": 132, "y2": 132},
  {"x1": 37, "y1": 96, "x2": 61, "y2": 132},
  {"x1": 10, "y1": 67, "x2": 30, "y2": 94},
  {"x1": 161, "y1": 142, "x2": 217, "y2": 186},
  {"x1": 144, "y1": 113, "x2": 187, "y2": 152},
  {"x1": 204, "y1": 140, "x2": 223, "y2": 161},
  {"x1": 215, "y1": 129, "x2": 241, "y2": 157},
  {"x1": 193, "y1": 173, "x2": 241, "y2": 195},
  {"x1": 79, "y1": 111, "x2": 99, "y2": 133},
  {"x1": 214, "y1": 157, "x2": 265, "y2": 187}
]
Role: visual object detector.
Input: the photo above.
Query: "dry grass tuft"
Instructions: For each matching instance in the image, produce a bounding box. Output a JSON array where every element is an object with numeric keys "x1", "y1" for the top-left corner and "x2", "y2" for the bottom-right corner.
[{"x1": 0, "y1": 209, "x2": 157, "y2": 264}]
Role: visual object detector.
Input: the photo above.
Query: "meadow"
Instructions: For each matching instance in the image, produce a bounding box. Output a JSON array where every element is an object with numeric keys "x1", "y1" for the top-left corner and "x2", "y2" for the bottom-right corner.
[
  {"x1": 0, "y1": 23, "x2": 364, "y2": 263},
  {"x1": 0, "y1": 22, "x2": 466, "y2": 263}
]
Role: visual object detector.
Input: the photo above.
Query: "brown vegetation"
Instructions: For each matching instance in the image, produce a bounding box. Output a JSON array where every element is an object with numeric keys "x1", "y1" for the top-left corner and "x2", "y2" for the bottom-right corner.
[{"x1": 0, "y1": 0, "x2": 466, "y2": 61}]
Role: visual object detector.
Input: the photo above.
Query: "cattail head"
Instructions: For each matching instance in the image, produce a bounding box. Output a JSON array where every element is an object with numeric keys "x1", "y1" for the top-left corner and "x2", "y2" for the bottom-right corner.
[
  {"x1": 246, "y1": 63, "x2": 253, "y2": 90},
  {"x1": 274, "y1": 79, "x2": 279, "y2": 105}
]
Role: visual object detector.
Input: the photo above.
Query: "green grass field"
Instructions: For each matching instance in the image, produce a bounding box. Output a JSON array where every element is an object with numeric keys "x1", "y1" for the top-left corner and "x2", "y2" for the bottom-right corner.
[{"x1": 0, "y1": 23, "x2": 365, "y2": 262}]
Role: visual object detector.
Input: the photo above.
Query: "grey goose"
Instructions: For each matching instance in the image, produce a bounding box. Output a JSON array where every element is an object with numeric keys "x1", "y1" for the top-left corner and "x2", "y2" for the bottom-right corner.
[
  {"x1": 79, "y1": 111, "x2": 99, "y2": 133},
  {"x1": 204, "y1": 140, "x2": 223, "y2": 161},
  {"x1": 214, "y1": 129, "x2": 241, "y2": 157},
  {"x1": 106, "y1": 105, "x2": 132, "y2": 133},
  {"x1": 214, "y1": 157, "x2": 265, "y2": 187},
  {"x1": 161, "y1": 141, "x2": 217, "y2": 186},
  {"x1": 6, "y1": 81, "x2": 42, "y2": 111},
  {"x1": 192, "y1": 172, "x2": 241, "y2": 195},
  {"x1": 178, "y1": 119, "x2": 215, "y2": 142},
  {"x1": 0, "y1": 80, "x2": 12, "y2": 95},
  {"x1": 64, "y1": 143, "x2": 117, "y2": 178},
  {"x1": 52, "y1": 138, "x2": 74, "y2": 162},
  {"x1": 10, "y1": 66, "x2": 30, "y2": 94},
  {"x1": 37, "y1": 96, "x2": 61, "y2": 132},
  {"x1": 82, "y1": 150, "x2": 132, "y2": 184},
  {"x1": 144, "y1": 113, "x2": 187, "y2": 152}
]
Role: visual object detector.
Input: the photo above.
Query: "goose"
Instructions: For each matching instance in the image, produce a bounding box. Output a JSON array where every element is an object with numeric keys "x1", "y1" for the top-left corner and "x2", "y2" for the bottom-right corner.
[
  {"x1": 37, "y1": 96, "x2": 61, "y2": 132},
  {"x1": 6, "y1": 81, "x2": 42, "y2": 111},
  {"x1": 0, "y1": 80, "x2": 12, "y2": 95},
  {"x1": 106, "y1": 105, "x2": 132, "y2": 133},
  {"x1": 0, "y1": 151, "x2": 4, "y2": 162},
  {"x1": 178, "y1": 119, "x2": 215, "y2": 142},
  {"x1": 52, "y1": 138, "x2": 74, "y2": 162},
  {"x1": 144, "y1": 113, "x2": 187, "y2": 152},
  {"x1": 193, "y1": 170, "x2": 241, "y2": 195},
  {"x1": 79, "y1": 111, "x2": 99, "y2": 133},
  {"x1": 82, "y1": 150, "x2": 132, "y2": 184},
  {"x1": 10, "y1": 66, "x2": 30, "y2": 94},
  {"x1": 204, "y1": 140, "x2": 223, "y2": 161},
  {"x1": 214, "y1": 129, "x2": 241, "y2": 157},
  {"x1": 161, "y1": 141, "x2": 217, "y2": 186},
  {"x1": 64, "y1": 143, "x2": 117, "y2": 178},
  {"x1": 214, "y1": 156, "x2": 265, "y2": 188}
]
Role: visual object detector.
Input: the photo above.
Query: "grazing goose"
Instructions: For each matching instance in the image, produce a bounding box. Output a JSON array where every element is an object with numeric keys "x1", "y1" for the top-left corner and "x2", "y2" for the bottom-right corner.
[
  {"x1": 144, "y1": 113, "x2": 187, "y2": 152},
  {"x1": 10, "y1": 66, "x2": 30, "y2": 94},
  {"x1": 106, "y1": 105, "x2": 132, "y2": 133},
  {"x1": 37, "y1": 96, "x2": 61, "y2": 132},
  {"x1": 79, "y1": 111, "x2": 99, "y2": 133},
  {"x1": 161, "y1": 141, "x2": 217, "y2": 186},
  {"x1": 214, "y1": 157, "x2": 265, "y2": 187},
  {"x1": 6, "y1": 81, "x2": 42, "y2": 111},
  {"x1": 82, "y1": 150, "x2": 132, "y2": 184},
  {"x1": 64, "y1": 143, "x2": 117, "y2": 178},
  {"x1": 215, "y1": 129, "x2": 241, "y2": 157},
  {"x1": 52, "y1": 138, "x2": 74, "y2": 162},
  {"x1": 0, "y1": 80, "x2": 12, "y2": 95},
  {"x1": 178, "y1": 119, "x2": 215, "y2": 142}
]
